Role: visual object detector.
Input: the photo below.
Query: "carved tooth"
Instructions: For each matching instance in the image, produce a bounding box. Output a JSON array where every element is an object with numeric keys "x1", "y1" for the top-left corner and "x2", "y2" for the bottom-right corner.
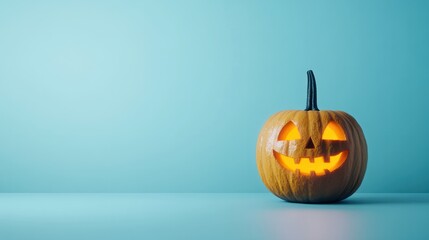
[
  {"x1": 324, "y1": 169, "x2": 331, "y2": 175},
  {"x1": 294, "y1": 158, "x2": 300, "y2": 164},
  {"x1": 309, "y1": 157, "x2": 315, "y2": 163},
  {"x1": 310, "y1": 171, "x2": 316, "y2": 177},
  {"x1": 295, "y1": 169, "x2": 300, "y2": 175},
  {"x1": 324, "y1": 155, "x2": 330, "y2": 163}
]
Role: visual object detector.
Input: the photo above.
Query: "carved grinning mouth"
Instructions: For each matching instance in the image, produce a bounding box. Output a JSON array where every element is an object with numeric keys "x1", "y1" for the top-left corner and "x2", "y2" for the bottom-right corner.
[{"x1": 273, "y1": 150, "x2": 348, "y2": 176}]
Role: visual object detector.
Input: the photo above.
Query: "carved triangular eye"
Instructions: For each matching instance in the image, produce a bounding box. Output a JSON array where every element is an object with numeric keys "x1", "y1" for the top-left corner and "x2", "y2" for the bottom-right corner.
[
  {"x1": 322, "y1": 121, "x2": 346, "y2": 140},
  {"x1": 278, "y1": 122, "x2": 301, "y2": 140}
]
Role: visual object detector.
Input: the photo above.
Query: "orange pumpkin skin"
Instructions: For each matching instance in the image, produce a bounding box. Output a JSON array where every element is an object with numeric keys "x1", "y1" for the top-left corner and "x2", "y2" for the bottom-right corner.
[{"x1": 256, "y1": 71, "x2": 367, "y2": 203}]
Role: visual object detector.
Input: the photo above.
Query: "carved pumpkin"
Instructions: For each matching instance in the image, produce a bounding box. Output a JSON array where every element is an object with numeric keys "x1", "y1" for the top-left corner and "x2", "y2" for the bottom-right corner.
[{"x1": 256, "y1": 70, "x2": 367, "y2": 203}]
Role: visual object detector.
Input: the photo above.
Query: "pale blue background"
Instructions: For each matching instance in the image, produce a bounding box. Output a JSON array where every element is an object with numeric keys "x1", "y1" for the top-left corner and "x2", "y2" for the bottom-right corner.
[{"x1": 0, "y1": 0, "x2": 428, "y2": 193}]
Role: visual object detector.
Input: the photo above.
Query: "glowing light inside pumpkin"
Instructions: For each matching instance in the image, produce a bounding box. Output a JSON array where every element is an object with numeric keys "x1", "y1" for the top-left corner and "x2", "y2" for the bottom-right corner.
[
  {"x1": 273, "y1": 151, "x2": 348, "y2": 176},
  {"x1": 278, "y1": 122, "x2": 301, "y2": 140},
  {"x1": 322, "y1": 122, "x2": 347, "y2": 141},
  {"x1": 274, "y1": 121, "x2": 349, "y2": 176}
]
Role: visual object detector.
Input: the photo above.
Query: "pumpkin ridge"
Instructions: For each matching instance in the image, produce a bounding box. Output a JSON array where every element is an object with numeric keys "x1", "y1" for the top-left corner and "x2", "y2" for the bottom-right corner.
[
  {"x1": 284, "y1": 110, "x2": 300, "y2": 201},
  {"x1": 347, "y1": 112, "x2": 368, "y2": 197},
  {"x1": 343, "y1": 113, "x2": 367, "y2": 198}
]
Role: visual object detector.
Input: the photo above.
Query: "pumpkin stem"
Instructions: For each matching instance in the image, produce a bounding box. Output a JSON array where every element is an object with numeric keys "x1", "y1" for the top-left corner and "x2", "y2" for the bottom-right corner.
[{"x1": 305, "y1": 70, "x2": 319, "y2": 111}]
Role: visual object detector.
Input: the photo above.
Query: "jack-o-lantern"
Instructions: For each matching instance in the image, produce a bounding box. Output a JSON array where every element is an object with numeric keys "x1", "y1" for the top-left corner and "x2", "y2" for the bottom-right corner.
[{"x1": 256, "y1": 70, "x2": 367, "y2": 203}]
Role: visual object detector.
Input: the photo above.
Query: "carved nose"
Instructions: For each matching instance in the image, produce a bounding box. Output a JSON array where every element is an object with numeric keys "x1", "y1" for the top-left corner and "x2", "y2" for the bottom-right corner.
[{"x1": 305, "y1": 138, "x2": 315, "y2": 149}]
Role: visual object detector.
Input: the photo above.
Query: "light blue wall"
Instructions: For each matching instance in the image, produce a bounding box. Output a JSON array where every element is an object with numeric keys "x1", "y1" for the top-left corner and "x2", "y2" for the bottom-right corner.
[{"x1": 0, "y1": 0, "x2": 428, "y2": 192}]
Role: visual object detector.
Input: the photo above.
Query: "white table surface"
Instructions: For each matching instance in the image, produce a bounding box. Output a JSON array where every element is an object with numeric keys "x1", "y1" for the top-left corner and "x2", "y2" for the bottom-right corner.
[{"x1": 0, "y1": 193, "x2": 427, "y2": 240}]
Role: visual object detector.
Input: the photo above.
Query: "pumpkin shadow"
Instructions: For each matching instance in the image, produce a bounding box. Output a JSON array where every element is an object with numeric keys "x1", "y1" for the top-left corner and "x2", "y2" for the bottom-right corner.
[{"x1": 335, "y1": 194, "x2": 429, "y2": 205}]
